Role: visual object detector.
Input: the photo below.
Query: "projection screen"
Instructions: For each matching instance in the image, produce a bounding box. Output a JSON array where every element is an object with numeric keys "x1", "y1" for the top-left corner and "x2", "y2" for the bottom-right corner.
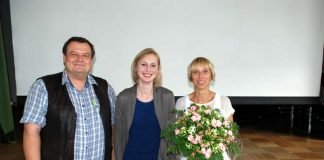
[{"x1": 10, "y1": 0, "x2": 324, "y2": 97}]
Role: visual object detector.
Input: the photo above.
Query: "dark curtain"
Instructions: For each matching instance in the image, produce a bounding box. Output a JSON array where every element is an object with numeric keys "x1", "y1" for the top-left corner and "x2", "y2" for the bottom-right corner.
[
  {"x1": 0, "y1": 0, "x2": 17, "y2": 143},
  {"x1": 0, "y1": 22, "x2": 16, "y2": 143},
  {"x1": 0, "y1": 0, "x2": 16, "y2": 104}
]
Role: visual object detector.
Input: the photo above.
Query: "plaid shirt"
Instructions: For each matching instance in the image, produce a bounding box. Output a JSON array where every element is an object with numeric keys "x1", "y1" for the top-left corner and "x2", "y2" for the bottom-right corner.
[{"x1": 20, "y1": 71, "x2": 116, "y2": 160}]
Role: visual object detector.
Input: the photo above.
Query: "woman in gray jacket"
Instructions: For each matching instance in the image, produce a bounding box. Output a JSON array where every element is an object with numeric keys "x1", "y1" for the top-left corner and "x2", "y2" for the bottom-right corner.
[{"x1": 114, "y1": 48, "x2": 175, "y2": 160}]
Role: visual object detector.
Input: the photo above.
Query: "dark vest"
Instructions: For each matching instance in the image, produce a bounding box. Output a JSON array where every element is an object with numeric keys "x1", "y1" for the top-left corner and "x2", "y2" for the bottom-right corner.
[{"x1": 40, "y1": 72, "x2": 112, "y2": 160}]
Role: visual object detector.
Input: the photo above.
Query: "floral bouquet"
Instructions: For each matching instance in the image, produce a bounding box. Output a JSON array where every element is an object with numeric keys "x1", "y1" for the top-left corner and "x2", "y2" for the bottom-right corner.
[{"x1": 161, "y1": 103, "x2": 241, "y2": 160}]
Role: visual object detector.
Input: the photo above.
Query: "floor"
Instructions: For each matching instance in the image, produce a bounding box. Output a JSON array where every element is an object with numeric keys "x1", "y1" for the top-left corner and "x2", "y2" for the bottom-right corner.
[
  {"x1": 239, "y1": 128, "x2": 324, "y2": 160},
  {"x1": 1, "y1": 127, "x2": 324, "y2": 160}
]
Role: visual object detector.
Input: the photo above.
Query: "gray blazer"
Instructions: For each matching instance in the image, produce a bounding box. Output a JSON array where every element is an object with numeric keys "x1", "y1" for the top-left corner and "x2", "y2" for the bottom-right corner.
[{"x1": 114, "y1": 85, "x2": 176, "y2": 160}]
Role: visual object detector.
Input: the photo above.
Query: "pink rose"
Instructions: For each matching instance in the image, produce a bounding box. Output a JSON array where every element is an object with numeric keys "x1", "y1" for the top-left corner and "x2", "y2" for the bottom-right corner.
[
  {"x1": 201, "y1": 148, "x2": 212, "y2": 159},
  {"x1": 190, "y1": 105, "x2": 198, "y2": 111},
  {"x1": 195, "y1": 135, "x2": 202, "y2": 143},
  {"x1": 228, "y1": 130, "x2": 233, "y2": 136},
  {"x1": 175, "y1": 128, "x2": 180, "y2": 135},
  {"x1": 187, "y1": 135, "x2": 201, "y2": 144},
  {"x1": 218, "y1": 143, "x2": 226, "y2": 152},
  {"x1": 212, "y1": 119, "x2": 222, "y2": 128},
  {"x1": 187, "y1": 135, "x2": 194, "y2": 142},
  {"x1": 191, "y1": 112, "x2": 201, "y2": 122}
]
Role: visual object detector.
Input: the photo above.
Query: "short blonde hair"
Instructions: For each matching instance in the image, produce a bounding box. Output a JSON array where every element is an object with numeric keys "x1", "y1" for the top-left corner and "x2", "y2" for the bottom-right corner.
[
  {"x1": 187, "y1": 57, "x2": 216, "y2": 82},
  {"x1": 131, "y1": 48, "x2": 162, "y2": 87}
]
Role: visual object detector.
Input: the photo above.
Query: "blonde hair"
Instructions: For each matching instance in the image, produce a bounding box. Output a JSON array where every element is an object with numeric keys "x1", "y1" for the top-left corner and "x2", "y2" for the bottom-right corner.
[
  {"x1": 131, "y1": 48, "x2": 162, "y2": 86},
  {"x1": 187, "y1": 57, "x2": 216, "y2": 82}
]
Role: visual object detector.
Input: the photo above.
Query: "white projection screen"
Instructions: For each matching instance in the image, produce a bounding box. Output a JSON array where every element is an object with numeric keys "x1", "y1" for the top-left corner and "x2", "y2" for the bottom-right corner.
[{"x1": 10, "y1": 0, "x2": 324, "y2": 97}]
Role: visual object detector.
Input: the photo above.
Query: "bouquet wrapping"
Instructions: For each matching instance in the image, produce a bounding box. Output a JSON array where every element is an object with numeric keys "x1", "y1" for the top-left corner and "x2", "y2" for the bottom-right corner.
[{"x1": 161, "y1": 103, "x2": 241, "y2": 160}]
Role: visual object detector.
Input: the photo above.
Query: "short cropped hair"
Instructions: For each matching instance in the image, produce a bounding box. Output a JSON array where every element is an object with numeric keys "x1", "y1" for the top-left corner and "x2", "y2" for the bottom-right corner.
[
  {"x1": 62, "y1": 36, "x2": 95, "y2": 58},
  {"x1": 187, "y1": 57, "x2": 216, "y2": 82},
  {"x1": 131, "y1": 48, "x2": 162, "y2": 87}
]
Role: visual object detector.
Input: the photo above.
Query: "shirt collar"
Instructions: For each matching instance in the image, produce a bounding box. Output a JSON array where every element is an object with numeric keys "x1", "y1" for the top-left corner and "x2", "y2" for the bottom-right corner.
[{"x1": 61, "y1": 70, "x2": 98, "y2": 87}]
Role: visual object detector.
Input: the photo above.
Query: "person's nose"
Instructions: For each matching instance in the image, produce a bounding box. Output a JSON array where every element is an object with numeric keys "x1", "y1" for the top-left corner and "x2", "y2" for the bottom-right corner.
[
  {"x1": 76, "y1": 54, "x2": 83, "y2": 61},
  {"x1": 198, "y1": 71, "x2": 203, "y2": 78},
  {"x1": 145, "y1": 65, "x2": 152, "y2": 72}
]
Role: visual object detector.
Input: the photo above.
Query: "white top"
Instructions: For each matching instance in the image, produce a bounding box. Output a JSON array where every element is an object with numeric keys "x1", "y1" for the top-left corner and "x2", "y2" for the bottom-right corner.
[{"x1": 175, "y1": 93, "x2": 235, "y2": 120}]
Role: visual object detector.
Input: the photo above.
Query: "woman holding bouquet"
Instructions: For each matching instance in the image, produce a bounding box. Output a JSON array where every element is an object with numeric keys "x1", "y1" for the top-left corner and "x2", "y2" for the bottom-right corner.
[
  {"x1": 176, "y1": 57, "x2": 235, "y2": 160},
  {"x1": 114, "y1": 48, "x2": 176, "y2": 160}
]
